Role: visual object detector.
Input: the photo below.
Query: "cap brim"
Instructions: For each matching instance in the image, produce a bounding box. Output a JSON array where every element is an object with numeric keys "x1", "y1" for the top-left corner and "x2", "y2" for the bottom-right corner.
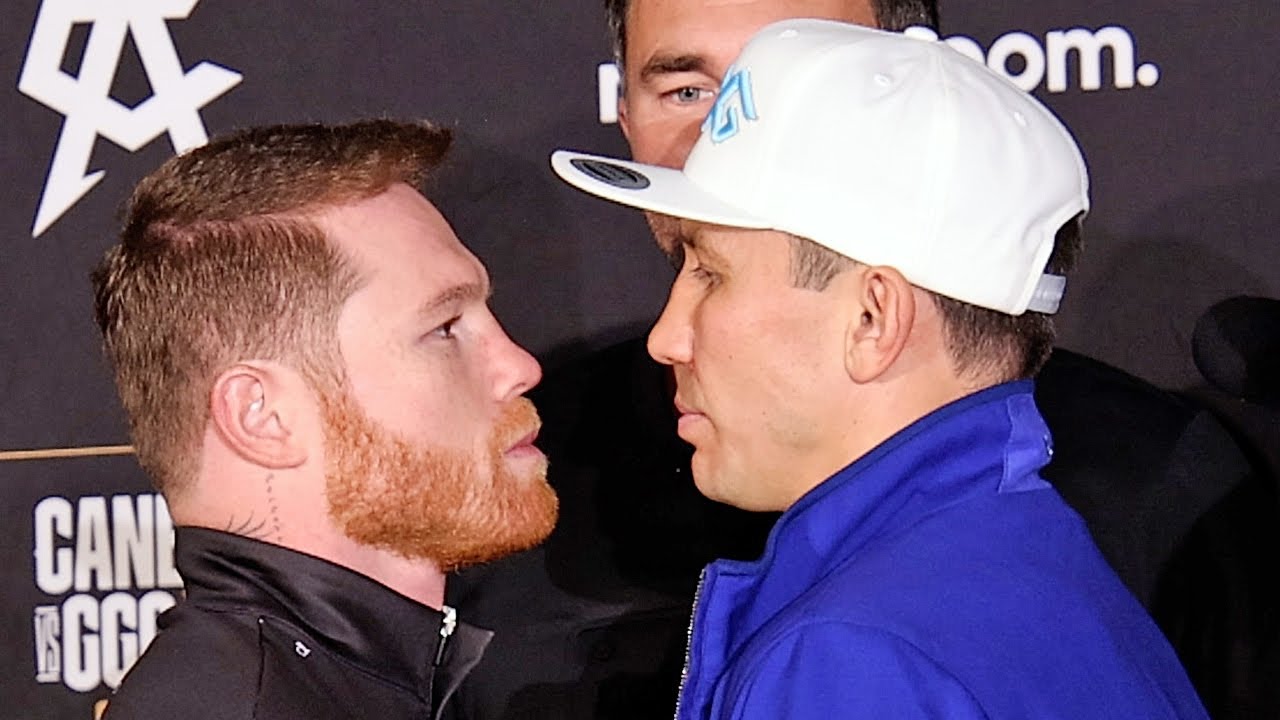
[{"x1": 550, "y1": 150, "x2": 770, "y2": 230}]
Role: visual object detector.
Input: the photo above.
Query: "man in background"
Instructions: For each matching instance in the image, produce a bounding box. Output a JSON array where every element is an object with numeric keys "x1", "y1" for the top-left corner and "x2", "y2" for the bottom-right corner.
[
  {"x1": 445, "y1": 4, "x2": 939, "y2": 719},
  {"x1": 446, "y1": 1, "x2": 1256, "y2": 718},
  {"x1": 95, "y1": 119, "x2": 557, "y2": 719},
  {"x1": 552, "y1": 19, "x2": 1207, "y2": 717},
  {"x1": 602, "y1": 1, "x2": 1253, "y2": 609}
]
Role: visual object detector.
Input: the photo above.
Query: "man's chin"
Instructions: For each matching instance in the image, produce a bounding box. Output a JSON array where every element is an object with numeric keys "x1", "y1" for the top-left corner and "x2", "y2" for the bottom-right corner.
[
  {"x1": 689, "y1": 453, "x2": 755, "y2": 510},
  {"x1": 438, "y1": 484, "x2": 559, "y2": 572},
  {"x1": 323, "y1": 390, "x2": 558, "y2": 573}
]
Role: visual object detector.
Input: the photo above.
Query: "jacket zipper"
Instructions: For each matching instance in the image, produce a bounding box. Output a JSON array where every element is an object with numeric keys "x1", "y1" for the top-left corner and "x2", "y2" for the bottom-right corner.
[
  {"x1": 673, "y1": 567, "x2": 708, "y2": 720},
  {"x1": 433, "y1": 604, "x2": 457, "y2": 665}
]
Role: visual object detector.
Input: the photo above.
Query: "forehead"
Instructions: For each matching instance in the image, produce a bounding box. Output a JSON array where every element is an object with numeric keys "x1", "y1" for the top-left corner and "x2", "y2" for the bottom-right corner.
[
  {"x1": 626, "y1": 0, "x2": 876, "y2": 66},
  {"x1": 312, "y1": 183, "x2": 487, "y2": 296},
  {"x1": 681, "y1": 219, "x2": 791, "y2": 265}
]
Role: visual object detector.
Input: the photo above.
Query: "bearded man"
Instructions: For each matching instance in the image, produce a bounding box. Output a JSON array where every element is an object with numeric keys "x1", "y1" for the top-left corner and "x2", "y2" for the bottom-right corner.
[{"x1": 92, "y1": 120, "x2": 558, "y2": 720}]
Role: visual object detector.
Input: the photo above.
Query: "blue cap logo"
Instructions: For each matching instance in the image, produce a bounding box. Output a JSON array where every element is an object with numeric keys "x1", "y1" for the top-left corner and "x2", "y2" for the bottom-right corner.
[{"x1": 702, "y1": 68, "x2": 759, "y2": 144}]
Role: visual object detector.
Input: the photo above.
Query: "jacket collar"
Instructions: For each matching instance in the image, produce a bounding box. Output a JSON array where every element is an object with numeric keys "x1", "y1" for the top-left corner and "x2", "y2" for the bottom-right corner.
[
  {"x1": 684, "y1": 381, "x2": 1053, "y2": 709},
  {"x1": 173, "y1": 527, "x2": 492, "y2": 709}
]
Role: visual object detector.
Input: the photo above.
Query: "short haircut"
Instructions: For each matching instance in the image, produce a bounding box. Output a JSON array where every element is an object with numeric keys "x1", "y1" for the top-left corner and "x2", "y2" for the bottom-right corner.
[
  {"x1": 787, "y1": 214, "x2": 1085, "y2": 382},
  {"x1": 92, "y1": 120, "x2": 452, "y2": 496},
  {"x1": 604, "y1": 0, "x2": 940, "y2": 67}
]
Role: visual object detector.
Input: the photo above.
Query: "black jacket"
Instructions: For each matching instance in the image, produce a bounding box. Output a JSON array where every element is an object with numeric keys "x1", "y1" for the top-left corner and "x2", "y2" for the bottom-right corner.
[{"x1": 104, "y1": 527, "x2": 491, "y2": 720}]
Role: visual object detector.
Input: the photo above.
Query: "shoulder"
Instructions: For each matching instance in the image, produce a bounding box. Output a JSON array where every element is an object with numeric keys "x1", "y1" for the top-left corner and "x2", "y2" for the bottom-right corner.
[
  {"x1": 106, "y1": 606, "x2": 421, "y2": 720},
  {"x1": 1035, "y1": 348, "x2": 1252, "y2": 601},
  {"x1": 104, "y1": 606, "x2": 262, "y2": 719},
  {"x1": 717, "y1": 621, "x2": 987, "y2": 720}
]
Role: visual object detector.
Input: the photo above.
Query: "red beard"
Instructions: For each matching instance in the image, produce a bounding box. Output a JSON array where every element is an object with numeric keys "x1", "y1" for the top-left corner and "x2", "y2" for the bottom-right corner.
[{"x1": 322, "y1": 392, "x2": 557, "y2": 571}]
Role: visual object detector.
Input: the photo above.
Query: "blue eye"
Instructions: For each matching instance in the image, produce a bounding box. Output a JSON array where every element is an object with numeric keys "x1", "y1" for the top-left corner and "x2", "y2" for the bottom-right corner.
[{"x1": 664, "y1": 86, "x2": 714, "y2": 105}]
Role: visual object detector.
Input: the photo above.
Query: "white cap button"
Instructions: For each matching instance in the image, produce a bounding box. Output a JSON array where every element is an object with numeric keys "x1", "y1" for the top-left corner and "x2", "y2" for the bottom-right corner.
[{"x1": 903, "y1": 26, "x2": 939, "y2": 42}]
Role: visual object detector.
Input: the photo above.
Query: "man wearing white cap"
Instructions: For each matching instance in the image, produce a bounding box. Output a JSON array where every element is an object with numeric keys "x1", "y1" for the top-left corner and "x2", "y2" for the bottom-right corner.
[{"x1": 553, "y1": 20, "x2": 1208, "y2": 719}]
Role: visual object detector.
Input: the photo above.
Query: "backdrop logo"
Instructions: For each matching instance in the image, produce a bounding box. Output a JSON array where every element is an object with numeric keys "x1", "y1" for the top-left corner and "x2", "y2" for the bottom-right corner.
[
  {"x1": 944, "y1": 26, "x2": 1159, "y2": 93},
  {"x1": 597, "y1": 25, "x2": 1159, "y2": 123},
  {"x1": 17, "y1": 0, "x2": 242, "y2": 238},
  {"x1": 32, "y1": 493, "x2": 182, "y2": 693}
]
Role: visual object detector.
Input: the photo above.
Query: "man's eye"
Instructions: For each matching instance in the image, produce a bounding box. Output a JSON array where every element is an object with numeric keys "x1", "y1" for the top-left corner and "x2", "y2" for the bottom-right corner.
[
  {"x1": 688, "y1": 265, "x2": 719, "y2": 285},
  {"x1": 431, "y1": 317, "x2": 460, "y2": 340},
  {"x1": 665, "y1": 86, "x2": 713, "y2": 105}
]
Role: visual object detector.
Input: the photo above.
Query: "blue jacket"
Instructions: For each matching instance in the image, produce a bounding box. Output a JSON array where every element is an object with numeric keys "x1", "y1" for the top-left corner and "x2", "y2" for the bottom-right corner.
[{"x1": 676, "y1": 382, "x2": 1208, "y2": 719}]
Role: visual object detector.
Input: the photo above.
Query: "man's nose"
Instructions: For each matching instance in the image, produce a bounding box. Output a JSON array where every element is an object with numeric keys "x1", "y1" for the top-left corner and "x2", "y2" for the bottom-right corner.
[
  {"x1": 489, "y1": 324, "x2": 542, "y2": 401},
  {"x1": 647, "y1": 288, "x2": 693, "y2": 367}
]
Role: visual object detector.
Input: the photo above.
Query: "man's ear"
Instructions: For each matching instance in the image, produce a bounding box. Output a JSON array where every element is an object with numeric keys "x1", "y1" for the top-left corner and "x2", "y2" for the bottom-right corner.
[
  {"x1": 844, "y1": 266, "x2": 916, "y2": 383},
  {"x1": 618, "y1": 94, "x2": 632, "y2": 141},
  {"x1": 208, "y1": 363, "x2": 309, "y2": 469}
]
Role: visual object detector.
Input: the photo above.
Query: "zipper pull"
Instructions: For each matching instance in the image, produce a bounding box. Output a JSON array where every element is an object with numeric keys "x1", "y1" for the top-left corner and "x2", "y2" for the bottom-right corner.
[{"x1": 433, "y1": 604, "x2": 457, "y2": 666}]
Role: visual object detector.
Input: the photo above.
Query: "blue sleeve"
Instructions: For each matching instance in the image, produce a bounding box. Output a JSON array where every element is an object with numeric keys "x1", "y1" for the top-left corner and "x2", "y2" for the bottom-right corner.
[{"x1": 719, "y1": 622, "x2": 989, "y2": 720}]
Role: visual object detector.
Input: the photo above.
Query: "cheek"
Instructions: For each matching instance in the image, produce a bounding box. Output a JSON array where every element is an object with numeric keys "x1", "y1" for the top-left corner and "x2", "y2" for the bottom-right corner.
[
  {"x1": 702, "y1": 304, "x2": 832, "y2": 447},
  {"x1": 695, "y1": 307, "x2": 779, "y2": 431},
  {"x1": 380, "y1": 357, "x2": 493, "y2": 449},
  {"x1": 624, "y1": 103, "x2": 705, "y2": 167}
]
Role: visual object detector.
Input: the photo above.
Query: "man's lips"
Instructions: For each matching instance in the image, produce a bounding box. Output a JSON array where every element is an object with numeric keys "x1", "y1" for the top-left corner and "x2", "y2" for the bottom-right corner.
[
  {"x1": 674, "y1": 397, "x2": 703, "y2": 417},
  {"x1": 673, "y1": 398, "x2": 708, "y2": 439},
  {"x1": 505, "y1": 427, "x2": 543, "y2": 456}
]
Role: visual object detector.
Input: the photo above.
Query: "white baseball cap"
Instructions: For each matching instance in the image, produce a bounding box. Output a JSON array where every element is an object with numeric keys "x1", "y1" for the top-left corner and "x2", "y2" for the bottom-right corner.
[{"x1": 551, "y1": 19, "x2": 1089, "y2": 315}]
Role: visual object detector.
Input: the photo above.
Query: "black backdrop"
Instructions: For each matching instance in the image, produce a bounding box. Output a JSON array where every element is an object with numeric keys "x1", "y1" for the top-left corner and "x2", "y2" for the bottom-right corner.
[{"x1": 3, "y1": 2, "x2": 1277, "y2": 717}]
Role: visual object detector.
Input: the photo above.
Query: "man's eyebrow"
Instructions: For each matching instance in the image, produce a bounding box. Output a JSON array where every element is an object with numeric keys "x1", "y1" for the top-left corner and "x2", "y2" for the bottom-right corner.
[
  {"x1": 639, "y1": 53, "x2": 711, "y2": 84},
  {"x1": 681, "y1": 227, "x2": 730, "y2": 266},
  {"x1": 418, "y1": 280, "x2": 490, "y2": 317}
]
